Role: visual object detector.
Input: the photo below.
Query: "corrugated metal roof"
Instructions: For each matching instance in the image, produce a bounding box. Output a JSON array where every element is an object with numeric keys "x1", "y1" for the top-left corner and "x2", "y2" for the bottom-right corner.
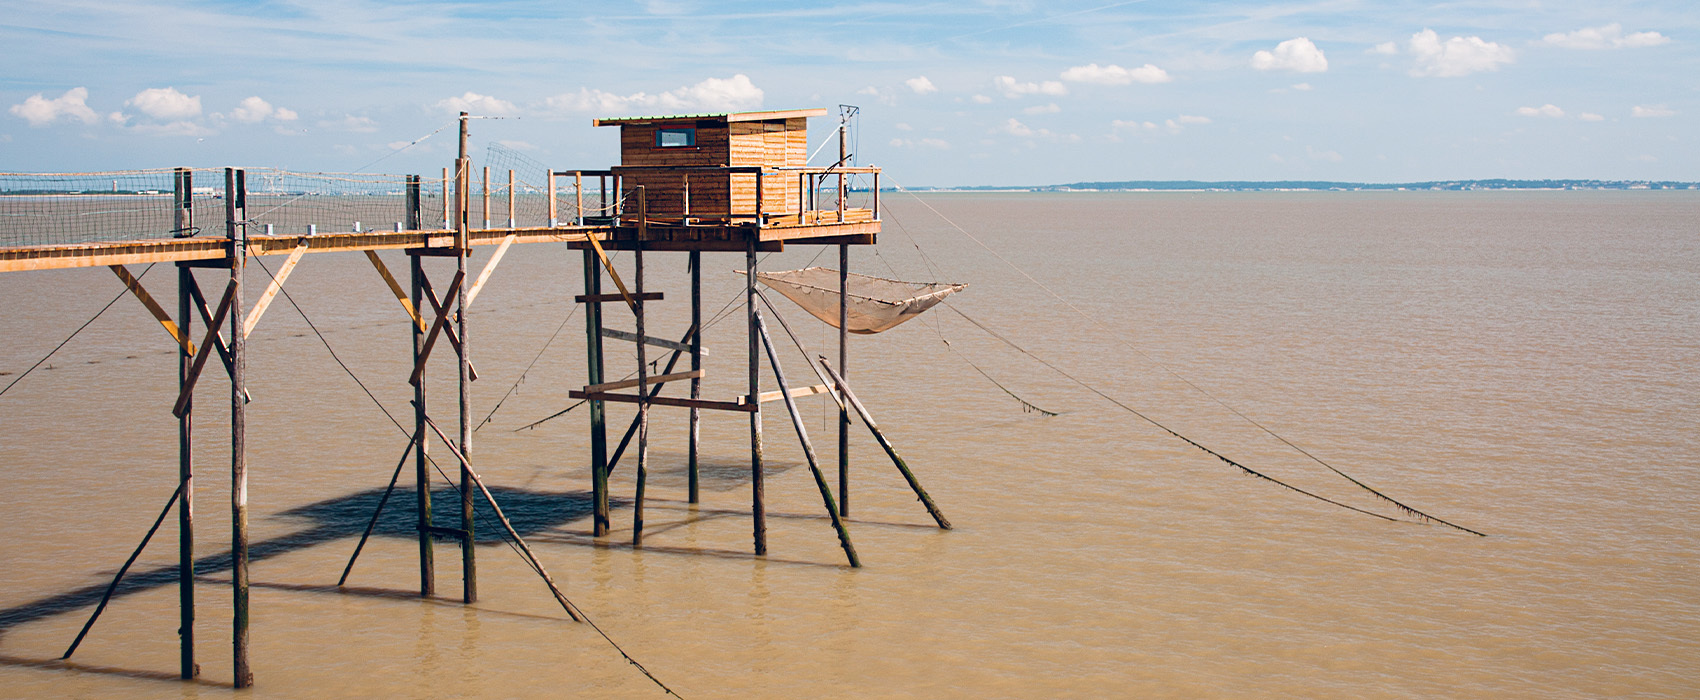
[{"x1": 593, "y1": 108, "x2": 828, "y2": 126}]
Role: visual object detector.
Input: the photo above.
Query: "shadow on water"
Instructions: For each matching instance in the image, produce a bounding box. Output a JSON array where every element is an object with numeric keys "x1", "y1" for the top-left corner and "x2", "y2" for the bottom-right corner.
[{"x1": 0, "y1": 453, "x2": 801, "y2": 635}]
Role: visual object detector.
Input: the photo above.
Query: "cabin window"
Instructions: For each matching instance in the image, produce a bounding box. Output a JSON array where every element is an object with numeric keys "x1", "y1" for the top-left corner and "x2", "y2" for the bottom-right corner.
[{"x1": 656, "y1": 128, "x2": 696, "y2": 148}]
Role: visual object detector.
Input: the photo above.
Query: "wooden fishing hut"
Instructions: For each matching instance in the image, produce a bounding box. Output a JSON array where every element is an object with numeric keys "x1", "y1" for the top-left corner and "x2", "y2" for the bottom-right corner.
[
  {"x1": 564, "y1": 107, "x2": 946, "y2": 562},
  {"x1": 0, "y1": 107, "x2": 949, "y2": 689}
]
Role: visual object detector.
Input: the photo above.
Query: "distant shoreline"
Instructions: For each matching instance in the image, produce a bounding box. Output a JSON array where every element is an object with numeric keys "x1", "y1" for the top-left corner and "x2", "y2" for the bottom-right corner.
[{"x1": 896, "y1": 179, "x2": 1699, "y2": 193}]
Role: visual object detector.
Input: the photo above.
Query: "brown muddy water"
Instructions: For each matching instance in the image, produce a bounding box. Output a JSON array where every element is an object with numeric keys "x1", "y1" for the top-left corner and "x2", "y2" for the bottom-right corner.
[{"x1": 0, "y1": 192, "x2": 1695, "y2": 698}]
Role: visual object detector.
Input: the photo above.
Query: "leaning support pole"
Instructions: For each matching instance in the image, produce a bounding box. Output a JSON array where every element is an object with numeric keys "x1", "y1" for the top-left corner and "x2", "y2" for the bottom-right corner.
[
  {"x1": 753, "y1": 311, "x2": 860, "y2": 567},
  {"x1": 420, "y1": 414, "x2": 581, "y2": 622},
  {"x1": 173, "y1": 166, "x2": 197, "y2": 679},
  {"x1": 605, "y1": 325, "x2": 696, "y2": 475},
  {"x1": 455, "y1": 112, "x2": 477, "y2": 604},
  {"x1": 62, "y1": 484, "x2": 182, "y2": 660},
  {"x1": 747, "y1": 235, "x2": 766, "y2": 555},
  {"x1": 227, "y1": 167, "x2": 253, "y2": 689},
  {"x1": 338, "y1": 432, "x2": 422, "y2": 586},
  {"x1": 817, "y1": 358, "x2": 952, "y2": 530}
]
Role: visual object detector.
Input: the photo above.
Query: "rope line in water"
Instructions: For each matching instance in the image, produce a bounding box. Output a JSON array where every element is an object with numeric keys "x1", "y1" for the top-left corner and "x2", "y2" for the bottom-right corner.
[
  {"x1": 0, "y1": 263, "x2": 154, "y2": 399},
  {"x1": 888, "y1": 178, "x2": 1482, "y2": 535},
  {"x1": 942, "y1": 303, "x2": 1399, "y2": 523}
]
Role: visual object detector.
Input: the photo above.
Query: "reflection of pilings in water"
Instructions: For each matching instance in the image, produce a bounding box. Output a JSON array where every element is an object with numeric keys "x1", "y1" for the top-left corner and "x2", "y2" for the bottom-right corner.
[{"x1": 0, "y1": 486, "x2": 595, "y2": 634}]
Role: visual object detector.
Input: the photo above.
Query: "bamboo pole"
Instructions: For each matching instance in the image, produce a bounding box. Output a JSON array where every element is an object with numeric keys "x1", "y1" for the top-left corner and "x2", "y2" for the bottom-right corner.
[
  {"x1": 584, "y1": 247, "x2": 609, "y2": 537},
  {"x1": 174, "y1": 166, "x2": 197, "y2": 679},
  {"x1": 482, "y1": 166, "x2": 491, "y2": 230},
  {"x1": 507, "y1": 169, "x2": 515, "y2": 228},
  {"x1": 632, "y1": 186, "x2": 648, "y2": 547},
  {"x1": 228, "y1": 167, "x2": 253, "y2": 688},
  {"x1": 456, "y1": 113, "x2": 477, "y2": 605},
  {"x1": 689, "y1": 250, "x2": 702, "y2": 504},
  {"x1": 753, "y1": 311, "x2": 859, "y2": 567},
  {"x1": 817, "y1": 358, "x2": 952, "y2": 530},
  {"x1": 441, "y1": 167, "x2": 451, "y2": 230},
  {"x1": 747, "y1": 235, "x2": 765, "y2": 555}
]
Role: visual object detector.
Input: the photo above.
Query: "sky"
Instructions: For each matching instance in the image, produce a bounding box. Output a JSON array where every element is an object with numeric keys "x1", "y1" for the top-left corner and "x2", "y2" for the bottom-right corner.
[{"x1": 2, "y1": 0, "x2": 1696, "y2": 186}]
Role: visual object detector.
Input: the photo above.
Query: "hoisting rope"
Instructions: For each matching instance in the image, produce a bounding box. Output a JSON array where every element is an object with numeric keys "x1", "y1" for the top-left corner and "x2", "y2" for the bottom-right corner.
[{"x1": 885, "y1": 178, "x2": 1484, "y2": 535}]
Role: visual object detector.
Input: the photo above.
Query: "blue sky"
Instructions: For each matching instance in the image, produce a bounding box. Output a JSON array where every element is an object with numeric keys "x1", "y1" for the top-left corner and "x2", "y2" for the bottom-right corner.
[{"x1": 3, "y1": 1, "x2": 1695, "y2": 185}]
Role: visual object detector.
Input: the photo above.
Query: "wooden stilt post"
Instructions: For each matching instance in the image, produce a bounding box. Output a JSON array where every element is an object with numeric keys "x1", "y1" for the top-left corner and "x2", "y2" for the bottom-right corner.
[
  {"x1": 455, "y1": 113, "x2": 477, "y2": 604},
  {"x1": 584, "y1": 248, "x2": 609, "y2": 537},
  {"x1": 688, "y1": 249, "x2": 702, "y2": 504},
  {"x1": 407, "y1": 176, "x2": 435, "y2": 598},
  {"x1": 818, "y1": 358, "x2": 952, "y2": 530},
  {"x1": 748, "y1": 234, "x2": 766, "y2": 555},
  {"x1": 632, "y1": 186, "x2": 648, "y2": 546},
  {"x1": 227, "y1": 167, "x2": 253, "y2": 689},
  {"x1": 838, "y1": 245, "x2": 849, "y2": 516},
  {"x1": 174, "y1": 166, "x2": 198, "y2": 680},
  {"x1": 754, "y1": 311, "x2": 860, "y2": 567}
]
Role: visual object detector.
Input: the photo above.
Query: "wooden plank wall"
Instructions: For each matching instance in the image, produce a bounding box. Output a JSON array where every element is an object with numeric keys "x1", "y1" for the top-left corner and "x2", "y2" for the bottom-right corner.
[{"x1": 616, "y1": 117, "x2": 810, "y2": 218}]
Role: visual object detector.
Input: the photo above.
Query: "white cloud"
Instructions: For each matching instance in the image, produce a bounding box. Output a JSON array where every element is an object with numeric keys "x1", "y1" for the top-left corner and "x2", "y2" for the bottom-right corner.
[
  {"x1": 1632, "y1": 105, "x2": 1676, "y2": 118},
  {"x1": 1060, "y1": 63, "x2": 1171, "y2": 85},
  {"x1": 894, "y1": 122, "x2": 913, "y2": 131},
  {"x1": 1024, "y1": 103, "x2": 1061, "y2": 115},
  {"x1": 1578, "y1": 113, "x2": 1605, "y2": 122},
  {"x1": 971, "y1": 94, "x2": 993, "y2": 104},
  {"x1": 128, "y1": 87, "x2": 202, "y2": 120},
  {"x1": 1515, "y1": 104, "x2": 1565, "y2": 118},
  {"x1": 228, "y1": 96, "x2": 297, "y2": 123},
  {"x1": 905, "y1": 76, "x2": 938, "y2": 95},
  {"x1": 321, "y1": 115, "x2": 379, "y2": 132},
  {"x1": 993, "y1": 76, "x2": 1067, "y2": 98},
  {"x1": 438, "y1": 91, "x2": 518, "y2": 116},
  {"x1": 889, "y1": 137, "x2": 950, "y2": 149},
  {"x1": 1292, "y1": 83, "x2": 1313, "y2": 91},
  {"x1": 544, "y1": 74, "x2": 764, "y2": 114},
  {"x1": 1541, "y1": 24, "x2": 1670, "y2": 50},
  {"x1": 1112, "y1": 115, "x2": 1210, "y2": 134},
  {"x1": 1371, "y1": 42, "x2": 1399, "y2": 55},
  {"x1": 1251, "y1": 38, "x2": 1328, "y2": 73},
  {"x1": 9, "y1": 87, "x2": 99, "y2": 126},
  {"x1": 999, "y1": 118, "x2": 1035, "y2": 137},
  {"x1": 1408, "y1": 29, "x2": 1514, "y2": 77}
]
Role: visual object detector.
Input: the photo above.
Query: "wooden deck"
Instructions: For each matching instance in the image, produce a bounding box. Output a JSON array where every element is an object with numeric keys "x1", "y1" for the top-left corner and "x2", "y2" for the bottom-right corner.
[{"x1": 0, "y1": 219, "x2": 879, "y2": 273}]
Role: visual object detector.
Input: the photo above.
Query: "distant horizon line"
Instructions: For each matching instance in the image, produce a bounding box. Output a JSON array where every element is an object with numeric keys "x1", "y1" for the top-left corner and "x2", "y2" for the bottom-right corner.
[{"x1": 900, "y1": 178, "x2": 1699, "y2": 192}]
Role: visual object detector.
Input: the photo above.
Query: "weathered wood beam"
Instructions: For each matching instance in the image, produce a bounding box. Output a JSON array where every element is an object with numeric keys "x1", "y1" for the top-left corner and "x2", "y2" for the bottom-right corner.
[
  {"x1": 600, "y1": 327, "x2": 704, "y2": 355},
  {"x1": 110, "y1": 264, "x2": 193, "y2": 354},
  {"x1": 366, "y1": 251, "x2": 427, "y2": 332},
  {"x1": 568, "y1": 390, "x2": 756, "y2": 413},
  {"x1": 242, "y1": 242, "x2": 307, "y2": 338},
  {"x1": 585, "y1": 369, "x2": 704, "y2": 394}
]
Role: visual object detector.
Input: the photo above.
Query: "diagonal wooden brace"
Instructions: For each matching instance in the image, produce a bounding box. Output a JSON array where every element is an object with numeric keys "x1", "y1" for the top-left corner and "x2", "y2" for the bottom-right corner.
[
  {"x1": 464, "y1": 232, "x2": 515, "y2": 310},
  {"x1": 173, "y1": 281, "x2": 237, "y2": 418},
  {"x1": 408, "y1": 271, "x2": 464, "y2": 386},
  {"x1": 110, "y1": 265, "x2": 194, "y2": 355},
  {"x1": 243, "y1": 241, "x2": 307, "y2": 338},
  {"x1": 417, "y1": 272, "x2": 478, "y2": 382},
  {"x1": 582, "y1": 233, "x2": 638, "y2": 314},
  {"x1": 365, "y1": 251, "x2": 427, "y2": 333}
]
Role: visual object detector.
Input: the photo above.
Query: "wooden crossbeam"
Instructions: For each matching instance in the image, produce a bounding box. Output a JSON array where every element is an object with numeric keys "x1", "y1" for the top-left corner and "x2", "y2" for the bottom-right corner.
[
  {"x1": 409, "y1": 271, "x2": 463, "y2": 386},
  {"x1": 365, "y1": 250, "x2": 427, "y2": 332},
  {"x1": 109, "y1": 265, "x2": 193, "y2": 354},
  {"x1": 585, "y1": 369, "x2": 704, "y2": 394},
  {"x1": 173, "y1": 281, "x2": 237, "y2": 418},
  {"x1": 567, "y1": 390, "x2": 755, "y2": 413},
  {"x1": 243, "y1": 241, "x2": 307, "y2": 338},
  {"x1": 739, "y1": 383, "x2": 833, "y2": 405},
  {"x1": 598, "y1": 327, "x2": 703, "y2": 355},
  {"x1": 463, "y1": 232, "x2": 515, "y2": 310},
  {"x1": 576, "y1": 292, "x2": 662, "y2": 304}
]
